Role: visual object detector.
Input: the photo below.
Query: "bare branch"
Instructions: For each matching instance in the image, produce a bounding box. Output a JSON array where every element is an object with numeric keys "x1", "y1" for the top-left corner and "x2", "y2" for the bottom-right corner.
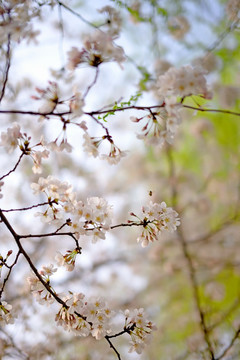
[
  {"x1": 215, "y1": 328, "x2": 240, "y2": 360},
  {"x1": 0, "y1": 152, "x2": 24, "y2": 181},
  {"x1": 56, "y1": 1, "x2": 99, "y2": 29},
  {"x1": 0, "y1": 250, "x2": 21, "y2": 298},
  {"x1": 83, "y1": 66, "x2": 99, "y2": 99},
  {"x1": 0, "y1": 34, "x2": 11, "y2": 103}
]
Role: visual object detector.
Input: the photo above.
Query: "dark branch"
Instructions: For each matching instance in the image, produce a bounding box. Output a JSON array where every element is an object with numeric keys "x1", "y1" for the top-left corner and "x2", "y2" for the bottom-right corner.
[
  {"x1": 0, "y1": 152, "x2": 24, "y2": 181},
  {"x1": 0, "y1": 34, "x2": 11, "y2": 103}
]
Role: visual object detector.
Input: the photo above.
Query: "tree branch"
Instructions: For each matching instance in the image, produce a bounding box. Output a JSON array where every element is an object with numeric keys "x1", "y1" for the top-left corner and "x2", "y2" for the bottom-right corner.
[
  {"x1": 215, "y1": 328, "x2": 240, "y2": 360},
  {"x1": 0, "y1": 34, "x2": 11, "y2": 103},
  {"x1": 0, "y1": 152, "x2": 24, "y2": 181}
]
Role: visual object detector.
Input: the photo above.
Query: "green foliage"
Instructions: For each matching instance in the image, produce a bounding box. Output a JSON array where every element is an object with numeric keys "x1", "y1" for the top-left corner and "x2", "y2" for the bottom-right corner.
[{"x1": 97, "y1": 91, "x2": 142, "y2": 122}]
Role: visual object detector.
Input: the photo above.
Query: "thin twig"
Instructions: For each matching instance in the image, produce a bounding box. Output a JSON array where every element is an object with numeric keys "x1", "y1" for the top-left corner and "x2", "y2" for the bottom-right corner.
[
  {"x1": 207, "y1": 297, "x2": 240, "y2": 332},
  {"x1": 0, "y1": 209, "x2": 66, "y2": 305},
  {"x1": 1, "y1": 201, "x2": 55, "y2": 212},
  {"x1": 206, "y1": 19, "x2": 239, "y2": 55},
  {"x1": 56, "y1": 1, "x2": 99, "y2": 29},
  {"x1": 178, "y1": 228, "x2": 215, "y2": 359},
  {"x1": 83, "y1": 67, "x2": 99, "y2": 99},
  {"x1": 182, "y1": 104, "x2": 240, "y2": 117},
  {"x1": 215, "y1": 328, "x2": 240, "y2": 360},
  {"x1": 165, "y1": 146, "x2": 215, "y2": 359},
  {"x1": 57, "y1": 1, "x2": 65, "y2": 67},
  {"x1": 0, "y1": 152, "x2": 24, "y2": 181},
  {"x1": 0, "y1": 34, "x2": 11, "y2": 103},
  {"x1": 0, "y1": 251, "x2": 21, "y2": 297},
  {"x1": 105, "y1": 336, "x2": 122, "y2": 360}
]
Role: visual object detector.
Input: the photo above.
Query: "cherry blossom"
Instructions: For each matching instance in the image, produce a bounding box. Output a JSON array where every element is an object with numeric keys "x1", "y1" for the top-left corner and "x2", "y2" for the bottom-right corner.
[
  {"x1": 132, "y1": 201, "x2": 180, "y2": 247},
  {"x1": 0, "y1": 301, "x2": 14, "y2": 324},
  {"x1": 0, "y1": 123, "x2": 23, "y2": 153}
]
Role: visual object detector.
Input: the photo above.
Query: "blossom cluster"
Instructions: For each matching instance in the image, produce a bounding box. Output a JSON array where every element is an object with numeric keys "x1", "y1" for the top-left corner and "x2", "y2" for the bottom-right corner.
[
  {"x1": 157, "y1": 65, "x2": 210, "y2": 99},
  {"x1": 33, "y1": 81, "x2": 85, "y2": 118},
  {"x1": 27, "y1": 264, "x2": 57, "y2": 306},
  {"x1": 131, "y1": 97, "x2": 182, "y2": 147},
  {"x1": 31, "y1": 176, "x2": 113, "y2": 243},
  {"x1": 27, "y1": 265, "x2": 156, "y2": 353},
  {"x1": 0, "y1": 0, "x2": 40, "y2": 45},
  {"x1": 0, "y1": 123, "x2": 49, "y2": 173},
  {"x1": 0, "y1": 123, "x2": 23, "y2": 154},
  {"x1": 125, "y1": 308, "x2": 157, "y2": 354},
  {"x1": 56, "y1": 293, "x2": 113, "y2": 340},
  {"x1": 133, "y1": 201, "x2": 180, "y2": 247}
]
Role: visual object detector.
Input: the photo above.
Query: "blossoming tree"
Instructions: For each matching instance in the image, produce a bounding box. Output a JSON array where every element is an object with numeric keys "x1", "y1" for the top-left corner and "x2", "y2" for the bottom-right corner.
[{"x1": 0, "y1": 0, "x2": 240, "y2": 359}]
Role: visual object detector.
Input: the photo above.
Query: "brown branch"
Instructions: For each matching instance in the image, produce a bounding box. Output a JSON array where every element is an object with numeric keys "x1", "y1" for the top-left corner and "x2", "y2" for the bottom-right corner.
[
  {"x1": 0, "y1": 209, "x2": 65, "y2": 307},
  {"x1": 1, "y1": 200, "x2": 56, "y2": 212},
  {"x1": 165, "y1": 145, "x2": 215, "y2": 358},
  {"x1": 105, "y1": 336, "x2": 122, "y2": 360},
  {"x1": 0, "y1": 251, "x2": 21, "y2": 298},
  {"x1": 215, "y1": 328, "x2": 240, "y2": 360},
  {"x1": 207, "y1": 297, "x2": 240, "y2": 332},
  {"x1": 0, "y1": 34, "x2": 11, "y2": 103},
  {"x1": 0, "y1": 103, "x2": 239, "y2": 119},
  {"x1": 178, "y1": 227, "x2": 215, "y2": 359},
  {"x1": 0, "y1": 109, "x2": 71, "y2": 116},
  {"x1": 0, "y1": 152, "x2": 24, "y2": 181},
  {"x1": 166, "y1": 145, "x2": 177, "y2": 207},
  {"x1": 188, "y1": 216, "x2": 239, "y2": 245},
  {"x1": 56, "y1": 1, "x2": 99, "y2": 29},
  {"x1": 83, "y1": 67, "x2": 99, "y2": 99},
  {"x1": 206, "y1": 18, "x2": 240, "y2": 55},
  {"x1": 182, "y1": 105, "x2": 240, "y2": 117}
]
